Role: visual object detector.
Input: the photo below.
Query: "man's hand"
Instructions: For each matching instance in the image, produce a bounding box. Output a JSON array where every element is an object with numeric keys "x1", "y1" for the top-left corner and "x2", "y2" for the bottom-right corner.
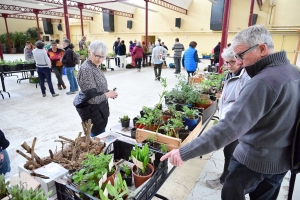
[{"x1": 160, "y1": 149, "x2": 183, "y2": 166}]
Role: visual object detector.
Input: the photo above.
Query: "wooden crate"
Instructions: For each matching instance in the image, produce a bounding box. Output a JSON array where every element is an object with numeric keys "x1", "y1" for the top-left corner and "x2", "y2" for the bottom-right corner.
[{"x1": 136, "y1": 117, "x2": 202, "y2": 151}]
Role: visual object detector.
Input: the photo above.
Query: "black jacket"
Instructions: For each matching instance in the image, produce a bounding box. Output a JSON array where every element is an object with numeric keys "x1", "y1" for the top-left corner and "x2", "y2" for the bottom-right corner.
[
  {"x1": 117, "y1": 44, "x2": 126, "y2": 56},
  {"x1": 62, "y1": 46, "x2": 75, "y2": 67},
  {"x1": 74, "y1": 88, "x2": 110, "y2": 134},
  {"x1": 0, "y1": 130, "x2": 9, "y2": 150},
  {"x1": 113, "y1": 41, "x2": 119, "y2": 54}
]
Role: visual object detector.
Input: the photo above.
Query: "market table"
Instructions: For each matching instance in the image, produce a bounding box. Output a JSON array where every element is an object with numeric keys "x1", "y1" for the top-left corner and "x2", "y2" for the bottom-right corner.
[
  {"x1": 109, "y1": 101, "x2": 218, "y2": 199},
  {"x1": 0, "y1": 72, "x2": 11, "y2": 99}
]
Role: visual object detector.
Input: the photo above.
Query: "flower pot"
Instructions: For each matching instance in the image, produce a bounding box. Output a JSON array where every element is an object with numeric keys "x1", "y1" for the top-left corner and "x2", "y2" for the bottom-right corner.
[
  {"x1": 183, "y1": 115, "x2": 199, "y2": 131},
  {"x1": 121, "y1": 120, "x2": 130, "y2": 128},
  {"x1": 121, "y1": 172, "x2": 133, "y2": 187},
  {"x1": 132, "y1": 163, "x2": 154, "y2": 188},
  {"x1": 3, "y1": 65, "x2": 10, "y2": 72},
  {"x1": 133, "y1": 117, "x2": 139, "y2": 127},
  {"x1": 193, "y1": 100, "x2": 213, "y2": 109},
  {"x1": 162, "y1": 114, "x2": 173, "y2": 122},
  {"x1": 140, "y1": 110, "x2": 146, "y2": 118},
  {"x1": 131, "y1": 128, "x2": 136, "y2": 139},
  {"x1": 104, "y1": 167, "x2": 117, "y2": 186},
  {"x1": 15, "y1": 64, "x2": 23, "y2": 71},
  {"x1": 178, "y1": 128, "x2": 190, "y2": 141}
]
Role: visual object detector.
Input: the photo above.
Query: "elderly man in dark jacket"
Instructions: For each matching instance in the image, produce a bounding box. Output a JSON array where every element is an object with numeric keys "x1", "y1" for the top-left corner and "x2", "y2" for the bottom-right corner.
[{"x1": 161, "y1": 25, "x2": 300, "y2": 200}]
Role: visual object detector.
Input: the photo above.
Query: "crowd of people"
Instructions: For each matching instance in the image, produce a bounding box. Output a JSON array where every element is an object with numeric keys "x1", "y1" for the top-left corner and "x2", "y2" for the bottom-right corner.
[{"x1": 24, "y1": 38, "x2": 79, "y2": 97}]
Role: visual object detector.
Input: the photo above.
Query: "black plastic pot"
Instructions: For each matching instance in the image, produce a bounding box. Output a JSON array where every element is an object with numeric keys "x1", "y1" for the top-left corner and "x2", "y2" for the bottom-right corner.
[
  {"x1": 130, "y1": 128, "x2": 136, "y2": 139},
  {"x1": 121, "y1": 120, "x2": 130, "y2": 128},
  {"x1": 3, "y1": 65, "x2": 10, "y2": 72},
  {"x1": 15, "y1": 64, "x2": 23, "y2": 71},
  {"x1": 210, "y1": 95, "x2": 217, "y2": 101},
  {"x1": 9, "y1": 65, "x2": 17, "y2": 71},
  {"x1": 121, "y1": 172, "x2": 132, "y2": 187},
  {"x1": 133, "y1": 117, "x2": 139, "y2": 127},
  {"x1": 140, "y1": 110, "x2": 146, "y2": 118},
  {"x1": 164, "y1": 96, "x2": 172, "y2": 105},
  {"x1": 0, "y1": 65, "x2": 3, "y2": 73},
  {"x1": 178, "y1": 128, "x2": 190, "y2": 141}
]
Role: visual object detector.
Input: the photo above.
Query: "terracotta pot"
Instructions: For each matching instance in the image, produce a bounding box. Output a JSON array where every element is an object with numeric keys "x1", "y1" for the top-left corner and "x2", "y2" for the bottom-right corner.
[
  {"x1": 132, "y1": 163, "x2": 154, "y2": 188},
  {"x1": 104, "y1": 168, "x2": 117, "y2": 186},
  {"x1": 193, "y1": 100, "x2": 213, "y2": 109},
  {"x1": 162, "y1": 114, "x2": 173, "y2": 122}
]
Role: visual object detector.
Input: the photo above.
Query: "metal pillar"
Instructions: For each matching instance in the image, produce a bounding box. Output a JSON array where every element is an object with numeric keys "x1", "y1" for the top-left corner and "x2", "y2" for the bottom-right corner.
[
  {"x1": 63, "y1": 0, "x2": 71, "y2": 41},
  {"x1": 78, "y1": 3, "x2": 84, "y2": 37},
  {"x1": 3, "y1": 15, "x2": 12, "y2": 54},
  {"x1": 248, "y1": 0, "x2": 255, "y2": 27},
  {"x1": 33, "y1": 9, "x2": 41, "y2": 40},
  {"x1": 218, "y1": 0, "x2": 231, "y2": 73},
  {"x1": 0, "y1": 43, "x2": 3, "y2": 60},
  {"x1": 145, "y1": 0, "x2": 149, "y2": 47}
]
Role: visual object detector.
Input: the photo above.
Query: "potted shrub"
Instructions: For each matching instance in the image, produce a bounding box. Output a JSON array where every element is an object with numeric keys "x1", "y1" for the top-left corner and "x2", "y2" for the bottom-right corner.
[
  {"x1": 131, "y1": 144, "x2": 154, "y2": 188},
  {"x1": 0, "y1": 174, "x2": 9, "y2": 199},
  {"x1": 120, "y1": 164, "x2": 132, "y2": 186},
  {"x1": 194, "y1": 94, "x2": 213, "y2": 109},
  {"x1": 159, "y1": 122, "x2": 177, "y2": 138},
  {"x1": 99, "y1": 173, "x2": 130, "y2": 200},
  {"x1": 182, "y1": 106, "x2": 199, "y2": 131},
  {"x1": 119, "y1": 115, "x2": 130, "y2": 128},
  {"x1": 162, "y1": 104, "x2": 177, "y2": 122}
]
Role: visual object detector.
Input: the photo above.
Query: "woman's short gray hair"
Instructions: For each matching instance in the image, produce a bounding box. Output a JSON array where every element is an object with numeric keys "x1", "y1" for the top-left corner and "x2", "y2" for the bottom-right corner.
[
  {"x1": 35, "y1": 40, "x2": 45, "y2": 49},
  {"x1": 63, "y1": 39, "x2": 70, "y2": 45},
  {"x1": 232, "y1": 25, "x2": 274, "y2": 50},
  {"x1": 221, "y1": 47, "x2": 235, "y2": 60},
  {"x1": 89, "y1": 41, "x2": 108, "y2": 56},
  {"x1": 136, "y1": 41, "x2": 141, "y2": 47}
]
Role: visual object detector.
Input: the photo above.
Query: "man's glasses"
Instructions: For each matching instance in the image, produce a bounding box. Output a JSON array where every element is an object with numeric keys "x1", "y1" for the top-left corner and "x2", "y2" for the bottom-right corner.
[
  {"x1": 235, "y1": 44, "x2": 259, "y2": 60},
  {"x1": 93, "y1": 52, "x2": 106, "y2": 59},
  {"x1": 224, "y1": 60, "x2": 236, "y2": 66}
]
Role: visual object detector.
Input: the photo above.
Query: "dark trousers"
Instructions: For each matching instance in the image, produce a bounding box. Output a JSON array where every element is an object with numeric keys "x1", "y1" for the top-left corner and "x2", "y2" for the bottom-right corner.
[
  {"x1": 148, "y1": 55, "x2": 152, "y2": 64},
  {"x1": 52, "y1": 66, "x2": 65, "y2": 87},
  {"x1": 142, "y1": 54, "x2": 147, "y2": 66},
  {"x1": 221, "y1": 156, "x2": 287, "y2": 200},
  {"x1": 37, "y1": 67, "x2": 55, "y2": 95},
  {"x1": 115, "y1": 57, "x2": 120, "y2": 66},
  {"x1": 135, "y1": 58, "x2": 142, "y2": 69},
  {"x1": 154, "y1": 63, "x2": 163, "y2": 80},
  {"x1": 174, "y1": 57, "x2": 181, "y2": 73},
  {"x1": 220, "y1": 140, "x2": 239, "y2": 184}
]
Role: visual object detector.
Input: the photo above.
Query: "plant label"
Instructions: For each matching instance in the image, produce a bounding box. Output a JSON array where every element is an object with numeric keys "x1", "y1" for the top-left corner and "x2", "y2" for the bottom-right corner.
[
  {"x1": 99, "y1": 179, "x2": 103, "y2": 189},
  {"x1": 150, "y1": 153, "x2": 156, "y2": 163},
  {"x1": 132, "y1": 156, "x2": 144, "y2": 170},
  {"x1": 102, "y1": 172, "x2": 108, "y2": 183},
  {"x1": 108, "y1": 158, "x2": 114, "y2": 172},
  {"x1": 104, "y1": 186, "x2": 109, "y2": 198}
]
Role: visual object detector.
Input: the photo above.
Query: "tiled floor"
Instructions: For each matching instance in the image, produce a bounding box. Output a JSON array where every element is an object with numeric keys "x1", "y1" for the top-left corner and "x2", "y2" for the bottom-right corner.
[{"x1": 1, "y1": 54, "x2": 299, "y2": 199}]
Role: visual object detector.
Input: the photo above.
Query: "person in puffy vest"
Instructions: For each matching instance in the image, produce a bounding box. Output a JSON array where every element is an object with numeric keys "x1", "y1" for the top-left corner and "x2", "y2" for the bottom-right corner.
[
  {"x1": 0, "y1": 130, "x2": 11, "y2": 175},
  {"x1": 182, "y1": 41, "x2": 200, "y2": 80}
]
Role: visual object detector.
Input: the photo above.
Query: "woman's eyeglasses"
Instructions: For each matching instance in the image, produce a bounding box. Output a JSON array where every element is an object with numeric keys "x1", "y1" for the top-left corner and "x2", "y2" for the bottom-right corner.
[
  {"x1": 224, "y1": 60, "x2": 236, "y2": 66},
  {"x1": 93, "y1": 52, "x2": 106, "y2": 59}
]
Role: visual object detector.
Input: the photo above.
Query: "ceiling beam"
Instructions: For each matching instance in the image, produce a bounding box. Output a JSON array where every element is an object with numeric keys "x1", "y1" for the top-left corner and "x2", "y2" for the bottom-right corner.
[
  {"x1": 36, "y1": 0, "x2": 133, "y2": 18},
  {"x1": 149, "y1": 0, "x2": 187, "y2": 15},
  {"x1": 0, "y1": 3, "x2": 93, "y2": 20},
  {"x1": 0, "y1": 13, "x2": 61, "y2": 22},
  {"x1": 256, "y1": 0, "x2": 263, "y2": 11}
]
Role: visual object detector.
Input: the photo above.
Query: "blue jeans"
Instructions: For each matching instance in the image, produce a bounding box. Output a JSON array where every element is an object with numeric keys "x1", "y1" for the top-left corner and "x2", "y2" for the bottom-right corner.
[
  {"x1": 221, "y1": 156, "x2": 287, "y2": 200},
  {"x1": 0, "y1": 149, "x2": 11, "y2": 175},
  {"x1": 37, "y1": 67, "x2": 55, "y2": 94},
  {"x1": 65, "y1": 67, "x2": 78, "y2": 92}
]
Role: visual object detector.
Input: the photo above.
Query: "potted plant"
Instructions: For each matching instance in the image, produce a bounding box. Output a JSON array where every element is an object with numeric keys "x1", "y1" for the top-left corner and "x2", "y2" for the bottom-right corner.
[
  {"x1": 131, "y1": 144, "x2": 154, "y2": 188},
  {"x1": 135, "y1": 117, "x2": 147, "y2": 129},
  {"x1": 132, "y1": 115, "x2": 139, "y2": 127},
  {"x1": 99, "y1": 173, "x2": 130, "y2": 200},
  {"x1": 5, "y1": 60, "x2": 15, "y2": 71},
  {"x1": 156, "y1": 77, "x2": 168, "y2": 110},
  {"x1": 72, "y1": 153, "x2": 115, "y2": 196},
  {"x1": 162, "y1": 104, "x2": 177, "y2": 122},
  {"x1": 178, "y1": 126, "x2": 190, "y2": 141},
  {"x1": 159, "y1": 122, "x2": 177, "y2": 138},
  {"x1": 8, "y1": 185, "x2": 51, "y2": 200},
  {"x1": 182, "y1": 106, "x2": 199, "y2": 131},
  {"x1": 194, "y1": 94, "x2": 213, "y2": 109},
  {"x1": 119, "y1": 115, "x2": 130, "y2": 128},
  {"x1": 14, "y1": 59, "x2": 24, "y2": 71},
  {"x1": 130, "y1": 127, "x2": 137, "y2": 139},
  {"x1": 23, "y1": 60, "x2": 35, "y2": 70},
  {"x1": 0, "y1": 174, "x2": 9, "y2": 199},
  {"x1": 120, "y1": 164, "x2": 132, "y2": 186}
]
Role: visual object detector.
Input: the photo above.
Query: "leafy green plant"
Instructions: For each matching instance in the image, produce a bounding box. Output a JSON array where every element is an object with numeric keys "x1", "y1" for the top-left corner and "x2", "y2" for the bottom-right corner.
[
  {"x1": 72, "y1": 153, "x2": 114, "y2": 196},
  {"x1": 131, "y1": 144, "x2": 150, "y2": 174},
  {"x1": 7, "y1": 185, "x2": 51, "y2": 200},
  {"x1": 99, "y1": 173, "x2": 129, "y2": 200},
  {"x1": 182, "y1": 106, "x2": 198, "y2": 119},
  {"x1": 160, "y1": 144, "x2": 168, "y2": 153},
  {"x1": 120, "y1": 164, "x2": 131, "y2": 177},
  {"x1": 158, "y1": 77, "x2": 168, "y2": 105},
  {"x1": 119, "y1": 115, "x2": 130, "y2": 122},
  {"x1": 0, "y1": 174, "x2": 9, "y2": 199},
  {"x1": 107, "y1": 52, "x2": 116, "y2": 58},
  {"x1": 159, "y1": 122, "x2": 177, "y2": 137},
  {"x1": 146, "y1": 135, "x2": 157, "y2": 144},
  {"x1": 26, "y1": 27, "x2": 43, "y2": 44}
]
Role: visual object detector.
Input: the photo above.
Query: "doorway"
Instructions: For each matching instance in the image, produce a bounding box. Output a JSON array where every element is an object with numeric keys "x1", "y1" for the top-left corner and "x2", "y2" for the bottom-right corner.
[{"x1": 141, "y1": 35, "x2": 156, "y2": 45}]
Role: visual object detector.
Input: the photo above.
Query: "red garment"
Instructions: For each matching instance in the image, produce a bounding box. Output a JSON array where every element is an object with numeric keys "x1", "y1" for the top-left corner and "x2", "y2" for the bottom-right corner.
[{"x1": 133, "y1": 46, "x2": 144, "y2": 59}]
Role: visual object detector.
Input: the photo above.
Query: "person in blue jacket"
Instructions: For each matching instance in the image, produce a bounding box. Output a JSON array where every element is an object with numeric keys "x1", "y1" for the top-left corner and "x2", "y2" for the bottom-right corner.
[
  {"x1": 0, "y1": 130, "x2": 11, "y2": 175},
  {"x1": 182, "y1": 41, "x2": 200, "y2": 80}
]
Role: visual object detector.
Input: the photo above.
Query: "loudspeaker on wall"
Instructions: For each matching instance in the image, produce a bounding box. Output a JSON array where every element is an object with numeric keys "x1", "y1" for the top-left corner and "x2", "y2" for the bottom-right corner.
[
  {"x1": 175, "y1": 18, "x2": 181, "y2": 28},
  {"x1": 43, "y1": 18, "x2": 54, "y2": 34},
  {"x1": 102, "y1": 11, "x2": 115, "y2": 32},
  {"x1": 127, "y1": 20, "x2": 132, "y2": 29},
  {"x1": 252, "y1": 14, "x2": 258, "y2": 25}
]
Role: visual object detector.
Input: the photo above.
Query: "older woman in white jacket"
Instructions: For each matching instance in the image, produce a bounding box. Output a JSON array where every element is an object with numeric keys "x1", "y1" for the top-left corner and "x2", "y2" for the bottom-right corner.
[
  {"x1": 32, "y1": 41, "x2": 59, "y2": 97},
  {"x1": 206, "y1": 47, "x2": 250, "y2": 189}
]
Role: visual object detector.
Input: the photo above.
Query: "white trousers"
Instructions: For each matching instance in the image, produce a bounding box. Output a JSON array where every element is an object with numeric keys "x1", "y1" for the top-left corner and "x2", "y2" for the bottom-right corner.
[{"x1": 118, "y1": 55, "x2": 126, "y2": 68}]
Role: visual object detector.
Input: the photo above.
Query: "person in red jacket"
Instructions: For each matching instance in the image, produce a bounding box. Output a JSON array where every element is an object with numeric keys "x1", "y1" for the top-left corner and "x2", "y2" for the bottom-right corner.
[{"x1": 133, "y1": 41, "x2": 144, "y2": 72}]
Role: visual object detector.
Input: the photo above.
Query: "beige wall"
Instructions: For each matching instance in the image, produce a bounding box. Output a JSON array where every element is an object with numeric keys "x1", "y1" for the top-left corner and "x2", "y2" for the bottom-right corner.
[{"x1": 1, "y1": 0, "x2": 299, "y2": 61}]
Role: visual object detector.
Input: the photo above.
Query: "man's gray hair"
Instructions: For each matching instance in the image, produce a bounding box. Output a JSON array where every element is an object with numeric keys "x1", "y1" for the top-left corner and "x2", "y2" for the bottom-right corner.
[
  {"x1": 89, "y1": 40, "x2": 108, "y2": 56},
  {"x1": 63, "y1": 39, "x2": 70, "y2": 45},
  {"x1": 221, "y1": 47, "x2": 235, "y2": 60},
  {"x1": 232, "y1": 25, "x2": 274, "y2": 50}
]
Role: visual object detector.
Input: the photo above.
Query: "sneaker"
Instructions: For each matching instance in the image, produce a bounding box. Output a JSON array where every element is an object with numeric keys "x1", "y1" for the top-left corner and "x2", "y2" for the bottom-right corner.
[
  {"x1": 52, "y1": 93, "x2": 59, "y2": 97},
  {"x1": 42, "y1": 94, "x2": 46, "y2": 97},
  {"x1": 66, "y1": 91, "x2": 76, "y2": 95},
  {"x1": 62, "y1": 84, "x2": 66, "y2": 89},
  {"x1": 206, "y1": 179, "x2": 222, "y2": 189}
]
